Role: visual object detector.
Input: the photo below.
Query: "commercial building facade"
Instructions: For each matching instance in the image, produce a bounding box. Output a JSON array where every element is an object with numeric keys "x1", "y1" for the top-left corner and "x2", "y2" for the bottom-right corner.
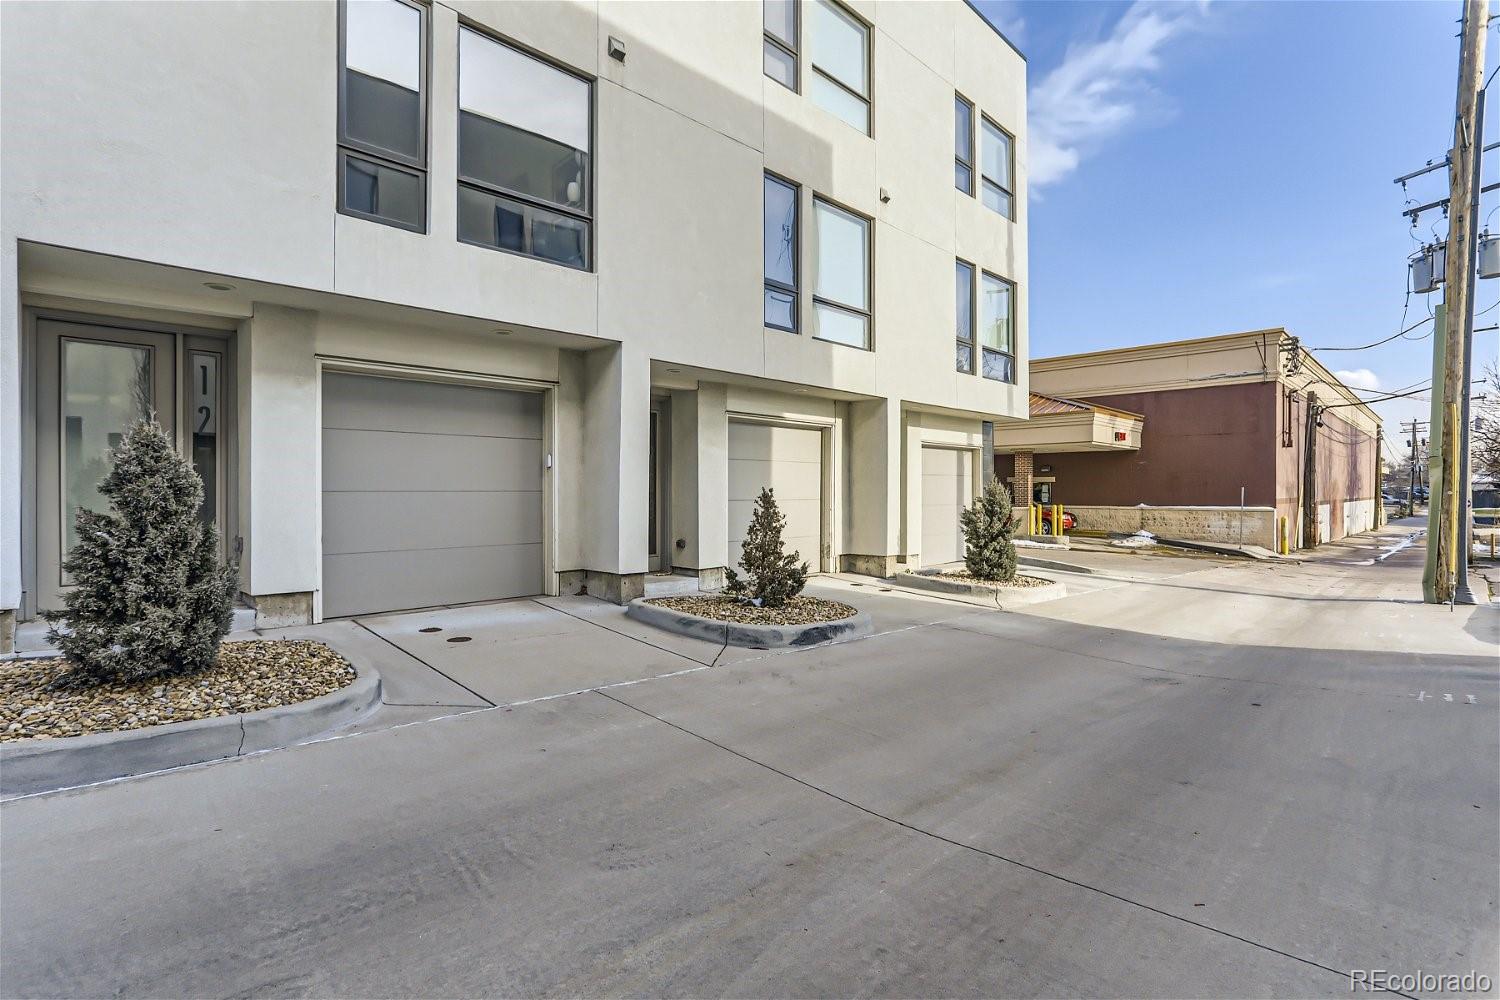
[
  {"x1": 996, "y1": 331, "x2": 1382, "y2": 550},
  {"x1": 0, "y1": 0, "x2": 1028, "y2": 645}
]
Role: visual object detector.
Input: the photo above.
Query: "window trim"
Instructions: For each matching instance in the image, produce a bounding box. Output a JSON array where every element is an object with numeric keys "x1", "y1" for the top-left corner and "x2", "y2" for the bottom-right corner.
[
  {"x1": 764, "y1": 171, "x2": 801, "y2": 333},
  {"x1": 811, "y1": 193, "x2": 873, "y2": 351},
  {"x1": 339, "y1": 0, "x2": 432, "y2": 183},
  {"x1": 979, "y1": 269, "x2": 1017, "y2": 383},
  {"x1": 455, "y1": 19, "x2": 596, "y2": 271},
  {"x1": 980, "y1": 113, "x2": 1016, "y2": 221},
  {"x1": 808, "y1": 0, "x2": 871, "y2": 135},
  {"x1": 764, "y1": 0, "x2": 800, "y2": 92},
  {"x1": 955, "y1": 258, "x2": 976, "y2": 374},
  {"x1": 955, "y1": 93, "x2": 975, "y2": 197}
]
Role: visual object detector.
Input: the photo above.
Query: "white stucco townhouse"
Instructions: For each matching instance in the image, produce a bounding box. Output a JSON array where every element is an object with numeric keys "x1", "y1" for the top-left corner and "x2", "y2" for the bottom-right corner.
[{"x1": 0, "y1": 0, "x2": 1027, "y2": 647}]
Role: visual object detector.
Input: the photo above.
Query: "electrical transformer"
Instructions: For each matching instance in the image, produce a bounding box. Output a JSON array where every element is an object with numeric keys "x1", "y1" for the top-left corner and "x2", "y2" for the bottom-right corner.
[
  {"x1": 1411, "y1": 243, "x2": 1446, "y2": 294},
  {"x1": 1480, "y1": 233, "x2": 1500, "y2": 280}
]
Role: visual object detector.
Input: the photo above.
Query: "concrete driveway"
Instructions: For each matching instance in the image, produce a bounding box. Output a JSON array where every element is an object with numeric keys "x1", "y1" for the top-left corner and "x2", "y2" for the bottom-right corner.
[{"x1": 2, "y1": 529, "x2": 1496, "y2": 998}]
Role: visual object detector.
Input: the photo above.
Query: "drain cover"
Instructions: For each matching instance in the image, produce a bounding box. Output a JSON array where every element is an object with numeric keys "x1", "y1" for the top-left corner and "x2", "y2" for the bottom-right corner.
[
  {"x1": 419, "y1": 627, "x2": 442, "y2": 633},
  {"x1": 446, "y1": 636, "x2": 472, "y2": 643}
]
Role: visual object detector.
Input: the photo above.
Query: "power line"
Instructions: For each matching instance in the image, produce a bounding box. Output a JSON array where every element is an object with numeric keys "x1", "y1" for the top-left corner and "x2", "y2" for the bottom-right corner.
[{"x1": 1307, "y1": 315, "x2": 1432, "y2": 352}]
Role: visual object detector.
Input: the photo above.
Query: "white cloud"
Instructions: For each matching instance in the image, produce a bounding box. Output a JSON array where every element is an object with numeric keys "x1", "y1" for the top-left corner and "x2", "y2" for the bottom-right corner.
[
  {"x1": 1029, "y1": 1, "x2": 1208, "y2": 189},
  {"x1": 985, "y1": 0, "x2": 1026, "y2": 46},
  {"x1": 1334, "y1": 368, "x2": 1381, "y2": 391}
]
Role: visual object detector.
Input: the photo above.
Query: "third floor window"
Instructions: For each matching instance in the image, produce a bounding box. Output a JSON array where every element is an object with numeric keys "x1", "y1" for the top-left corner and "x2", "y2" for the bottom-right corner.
[
  {"x1": 955, "y1": 95, "x2": 974, "y2": 196},
  {"x1": 338, "y1": 0, "x2": 428, "y2": 232},
  {"x1": 809, "y1": 0, "x2": 869, "y2": 135},
  {"x1": 764, "y1": 0, "x2": 798, "y2": 91},
  {"x1": 981, "y1": 115, "x2": 1014, "y2": 220},
  {"x1": 456, "y1": 26, "x2": 592, "y2": 270}
]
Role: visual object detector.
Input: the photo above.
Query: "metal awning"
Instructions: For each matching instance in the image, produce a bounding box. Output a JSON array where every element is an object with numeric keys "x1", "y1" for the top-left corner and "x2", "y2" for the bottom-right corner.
[{"x1": 994, "y1": 392, "x2": 1145, "y2": 454}]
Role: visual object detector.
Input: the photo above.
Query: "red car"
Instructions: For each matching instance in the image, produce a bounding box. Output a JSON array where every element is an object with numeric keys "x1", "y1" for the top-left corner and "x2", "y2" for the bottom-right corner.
[{"x1": 1038, "y1": 508, "x2": 1077, "y2": 534}]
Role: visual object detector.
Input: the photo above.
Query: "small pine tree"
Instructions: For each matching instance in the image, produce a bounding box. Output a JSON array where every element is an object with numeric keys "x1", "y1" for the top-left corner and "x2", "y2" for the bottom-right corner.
[
  {"x1": 44, "y1": 420, "x2": 239, "y2": 683},
  {"x1": 958, "y1": 477, "x2": 1018, "y2": 582},
  {"x1": 724, "y1": 487, "x2": 809, "y2": 608}
]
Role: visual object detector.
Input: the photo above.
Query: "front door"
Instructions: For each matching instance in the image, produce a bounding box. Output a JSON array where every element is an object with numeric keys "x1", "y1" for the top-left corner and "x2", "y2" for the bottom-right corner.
[{"x1": 34, "y1": 320, "x2": 177, "y2": 614}]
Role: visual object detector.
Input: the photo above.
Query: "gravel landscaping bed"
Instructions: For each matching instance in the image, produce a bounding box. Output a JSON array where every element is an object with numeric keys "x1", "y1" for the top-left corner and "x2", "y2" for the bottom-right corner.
[
  {"x1": 0, "y1": 640, "x2": 354, "y2": 743},
  {"x1": 645, "y1": 595, "x2": 859, "y2": 625},
  {"x1": 929, "y1": 572, "x2": 1055, "y2": 588}
]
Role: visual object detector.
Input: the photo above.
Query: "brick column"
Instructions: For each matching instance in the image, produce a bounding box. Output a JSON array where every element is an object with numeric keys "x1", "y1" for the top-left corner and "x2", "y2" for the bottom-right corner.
[{"x1": 1013, "y1": 450, "x2": 1034, "y2": 532}]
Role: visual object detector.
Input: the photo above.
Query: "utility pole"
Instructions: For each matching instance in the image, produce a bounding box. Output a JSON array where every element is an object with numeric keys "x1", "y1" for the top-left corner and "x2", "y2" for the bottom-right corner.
[
  {"x1": 1407, "y1": 420, "x2": 1426, "y2": 515},
  {"x1": 1303, "y1": 391, "x2": 1319, "y2": 548},
  {"x1": 1456, "y1": 86, "x2": 1486, "y2": 603},
  {"x1": 1432, "y1": 0, "x2": 1488, "y2": 603}
]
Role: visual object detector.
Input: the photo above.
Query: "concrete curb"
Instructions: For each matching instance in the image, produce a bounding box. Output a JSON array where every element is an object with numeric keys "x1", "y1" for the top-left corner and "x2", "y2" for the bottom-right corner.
[
  {"x1": 895, "y1": 571, "x2": 1067, "y2": 606},
  {"x1": 1018, "y1": 555, "x2": 1096, "y2": 575},
  {"x1": 1154, "y1": 537, "x2": 1262, "y2": 559},
  {"x1": 626, "y1": 598, "x2": 874, "y2": 648},
  {"x1": 0, "y1": 639, "x2": 381, "y2": 798}
]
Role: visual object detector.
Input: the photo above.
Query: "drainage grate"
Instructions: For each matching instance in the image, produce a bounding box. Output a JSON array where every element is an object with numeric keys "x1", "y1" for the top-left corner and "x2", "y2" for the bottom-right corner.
[
  {"x1": 446, "y1": 636, "x2": 472, "y2": 643},
  {"x1": 419, "y1": 627, "x2": 442, "y2": 633}
]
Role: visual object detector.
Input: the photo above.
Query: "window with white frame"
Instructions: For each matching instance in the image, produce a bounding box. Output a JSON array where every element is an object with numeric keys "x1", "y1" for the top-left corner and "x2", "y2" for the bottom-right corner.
[
  {"x1": 338, "y1": 0, "x2": 427, "y2": 232},
  {"x1": 812, "y1": 197, "x2": 870, "y2": 348},
  {"x1": 980, "y1": 271, "x2": 1016, "y2": 382},
  {"x1": 980, "y1": 115, "x2": 1014, "y2": 219},
  {"x1": 955, "y1": 95, "x2": 974, "y2": 196},
  {"x1": 456, "y1": 26, "x2": 592, "y2": 270},
  {"x1": 764, "y1": 173, "x2": 799, "y2": 332},
  {"x1": 764, "y1": 0, "x2": 798, "y2": 91},
  {"x1": 808, "y1": 0, "x2": 869, "y2": 134},
  {"x1": 956, "y1": 260, "x2": 975, "y2": 373}
]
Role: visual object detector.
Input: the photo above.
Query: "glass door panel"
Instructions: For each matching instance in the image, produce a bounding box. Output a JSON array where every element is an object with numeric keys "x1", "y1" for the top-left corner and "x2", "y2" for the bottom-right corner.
[
  {"x1": 33, "y1": 321, "x2": 176, "y2": 614},
  {"x1": 60, "y1": 340, "x2": 154, "y2": 557}
]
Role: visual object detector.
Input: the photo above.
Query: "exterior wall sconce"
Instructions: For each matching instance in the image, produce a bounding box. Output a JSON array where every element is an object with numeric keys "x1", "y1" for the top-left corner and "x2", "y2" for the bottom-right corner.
[{"x1": 608, "y1": 36, "x2": 626, "y2": 62}]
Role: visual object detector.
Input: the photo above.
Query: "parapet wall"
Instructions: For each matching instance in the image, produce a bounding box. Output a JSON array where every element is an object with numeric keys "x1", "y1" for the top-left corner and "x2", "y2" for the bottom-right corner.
[{"x1": 1069, "y1": 504, "x2": 1278, "y2": 549}]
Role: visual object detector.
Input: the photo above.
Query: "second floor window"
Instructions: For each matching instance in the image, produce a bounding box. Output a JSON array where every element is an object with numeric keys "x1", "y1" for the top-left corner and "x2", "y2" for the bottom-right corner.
[
  {"x1": 981, "y1": 272, "x2": 1016, "y2": 382},
  {"x1": 457, "y1": 26, "x2": 592, "y2": 270},
  {"x1": 764, "y1": 173, "x2": 799, "y2": 332},
  {"x1": 981, "y1": 115, "x2": 1014, "y2": 220},
  {"x1": 955, "y1": 95, "x2": 974, "y2": 195},
  {"x1": 764, "y1": 0, "x2": 798, "y2": 91},
  {"x1": 338, "y1": 0, "x2": 427, "y2": 232},
  {"x1": 956, "y1": 260, "x2": 975, "y2": 373},
  {"x1": 812, "y1": 197, "x2": 870, "y2": 348},
  {"x1": 809, "y1": 0, "x2": 869, "y2": 135}
]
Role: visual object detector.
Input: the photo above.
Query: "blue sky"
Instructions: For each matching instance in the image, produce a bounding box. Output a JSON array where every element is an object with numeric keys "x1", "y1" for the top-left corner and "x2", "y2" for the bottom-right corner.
[{"x1": 971, "y1": 0, "x2": 1500, "y2": 463}]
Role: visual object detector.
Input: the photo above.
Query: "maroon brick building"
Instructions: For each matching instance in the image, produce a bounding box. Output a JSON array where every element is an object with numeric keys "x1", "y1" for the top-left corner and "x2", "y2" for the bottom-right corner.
[{"x1": 995, "y1": 330, "x2": 1382, "y2": 549}]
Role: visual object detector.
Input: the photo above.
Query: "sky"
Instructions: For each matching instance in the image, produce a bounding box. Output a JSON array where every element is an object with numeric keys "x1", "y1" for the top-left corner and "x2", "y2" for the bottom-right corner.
[{"x1": 970, "y1": 0, "x2": 1500, "y2": 467}]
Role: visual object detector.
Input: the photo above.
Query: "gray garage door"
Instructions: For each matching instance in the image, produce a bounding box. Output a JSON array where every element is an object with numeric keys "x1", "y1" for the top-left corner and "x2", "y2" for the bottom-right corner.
[
  {"x1": 321, "y1": 373, "x2": 543, "y2": 618},
  {"x1": 921, "y1": 446, "x2": 973, "y2": 567},
  {"x1": 728, "y1": 421, "x2": 822, "y2": 573}
]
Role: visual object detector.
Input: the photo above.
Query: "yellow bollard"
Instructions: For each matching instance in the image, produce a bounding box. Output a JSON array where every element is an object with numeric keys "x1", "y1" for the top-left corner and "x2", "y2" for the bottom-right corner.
[{"x1": 1053, "y1": 504, "x2": 1063, "y2": 535}]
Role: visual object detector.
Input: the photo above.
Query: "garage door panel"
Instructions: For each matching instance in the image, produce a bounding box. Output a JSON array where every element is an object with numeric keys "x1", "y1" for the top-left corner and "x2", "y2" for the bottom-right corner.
[
  {"x1": 727, "y1": 496, "x2": 821, "y2": 537},
  {"x1": 728, "y1": 421, "x2": 823, "y2": 462},
  {"x1": 322, "y1": 491, "x2": 543, "y2": 555},
  {"x1": 323, "y1": 430, "x2": 542, "y2": 493},
  {"x1": 922, "y1": 447, "x2": 973, "y2": 567},
  {"x1": 323, "y1": 374, "x2": 542, "y2": 439},
  {"x1": 728, "y1": 458, "x2": 822, "y2": 502},
  {"x1": 728, "y1": 535, "x2": 819, "y2": 571},
  {"x1": 321, "y1": 373, "x2": 544, "y2": 617},
  {"x1": 323, "y1": 544, "x2": 543, "y2": 619},
  {"x1": 727, "y1": 421, "x2": 823, "y2": 573}
]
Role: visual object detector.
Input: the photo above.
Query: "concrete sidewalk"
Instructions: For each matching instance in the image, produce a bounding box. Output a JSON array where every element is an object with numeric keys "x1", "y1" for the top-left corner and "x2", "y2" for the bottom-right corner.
[{"x1": 2, "y1": 542, "x2": 1495, "y2": 998}]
